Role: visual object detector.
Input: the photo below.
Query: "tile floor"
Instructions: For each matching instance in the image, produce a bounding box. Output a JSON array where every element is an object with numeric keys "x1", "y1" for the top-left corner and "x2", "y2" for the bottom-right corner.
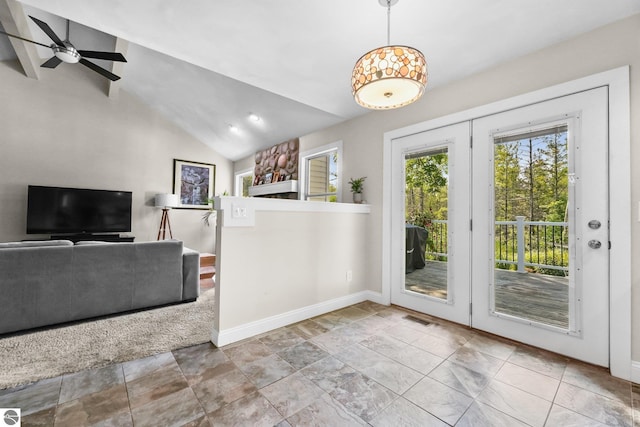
[{"x1": 1, "y1": 301, "x2": 638, "y2": 426}]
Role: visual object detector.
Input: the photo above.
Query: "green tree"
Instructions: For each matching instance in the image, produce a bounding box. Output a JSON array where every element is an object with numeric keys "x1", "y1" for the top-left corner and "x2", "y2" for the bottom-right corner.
[
  {"x1": 537, "y1": 132, "x2": 568, "y2": 221},
  {"x1": 494, "y1": 142, "x2": 522, "y2": 221},
  {"x1": 405, "y1": 153, "x2": 448, "y2": 223}
]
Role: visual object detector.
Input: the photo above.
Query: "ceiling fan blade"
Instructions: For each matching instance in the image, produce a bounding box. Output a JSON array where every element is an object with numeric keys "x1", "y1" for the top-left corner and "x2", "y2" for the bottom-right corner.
[
  {"x1": 0, "y1": 28, "x2": 51, "y2": 48},
  {"x1": 79, "y1": 58, "x2": 120, "y2": 81},
  {"x1": 29, "y1": 15, "x2": 64, "y2": 47},
  {"x1": 78, "y1": 50, "x2": 127, "y2": 62},
  {"x1": 41, "y1": 56, "x2": 62, "y2": 68}
]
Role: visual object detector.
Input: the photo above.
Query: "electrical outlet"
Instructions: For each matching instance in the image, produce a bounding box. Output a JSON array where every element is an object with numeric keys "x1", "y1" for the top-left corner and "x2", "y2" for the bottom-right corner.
[{"x1": 346, "y1": 270, "x2": 353, "y2": 282}]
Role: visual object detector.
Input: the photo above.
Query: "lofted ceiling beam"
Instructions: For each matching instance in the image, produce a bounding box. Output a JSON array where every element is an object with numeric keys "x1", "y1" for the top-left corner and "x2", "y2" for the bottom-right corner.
[
  {"x1": 0, "y1": 0, "x2": 40, "y2": 79},
  {"x1": 108, "y1": 37, "x2": 128, "y2": 98}
]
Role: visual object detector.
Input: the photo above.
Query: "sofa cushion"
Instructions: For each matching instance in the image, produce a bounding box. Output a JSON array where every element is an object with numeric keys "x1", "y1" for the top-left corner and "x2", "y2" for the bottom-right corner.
[
  {"x1": 74, "y1": 241, "x2": 117, "y2": 246},
  {"x1": 0, "y1": 240, "x2": 73, "y2": 249},
  {"x1": 0, "y1": 246, "x2": 74, "y2": 332},
  {"x1": 70, "y1": 243, "x2": 135, "y2": 321},
  {"x1": 132, "y1": 240, "x2": 183, "y2": 308},
  {"x1": 182, "y1": 247, "x2": 201, "y2": 301}
]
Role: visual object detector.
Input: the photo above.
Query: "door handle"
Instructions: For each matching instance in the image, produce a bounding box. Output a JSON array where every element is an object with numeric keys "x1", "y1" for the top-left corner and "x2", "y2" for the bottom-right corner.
[
  {"x1": 588, "y1": 240, "x2": 602, "y2": 249},
  {"x1": 588, "y1": 220, "x2": 601, "y2": 229}
]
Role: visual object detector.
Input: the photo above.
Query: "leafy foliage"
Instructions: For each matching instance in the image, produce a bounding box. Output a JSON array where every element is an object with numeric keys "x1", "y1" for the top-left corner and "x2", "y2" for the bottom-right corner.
[
  {"x1": 494, "y1": 132, "x2": 568, "y2": 222},
  {"x1": 349, "y1": 177, "x2": 366, "y2": 193},
  {"x1": 405, "y1": 153, "x2": 448, "y2": 223}
]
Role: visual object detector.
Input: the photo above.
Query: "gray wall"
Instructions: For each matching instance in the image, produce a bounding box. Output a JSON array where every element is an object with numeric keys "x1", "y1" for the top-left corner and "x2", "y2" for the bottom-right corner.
[{"x1": 0, "y1": 60, "x2": 233, "y2": 253}]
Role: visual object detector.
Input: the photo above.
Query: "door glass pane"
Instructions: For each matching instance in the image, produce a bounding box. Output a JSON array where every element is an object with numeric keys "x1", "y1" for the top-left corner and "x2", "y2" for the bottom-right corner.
[
  {"x1": 404, "y1": 148, "x2": 449, "y2": 300},
  {"x1": 493, "y1": 125, "x2": 570, "y2": 329}
]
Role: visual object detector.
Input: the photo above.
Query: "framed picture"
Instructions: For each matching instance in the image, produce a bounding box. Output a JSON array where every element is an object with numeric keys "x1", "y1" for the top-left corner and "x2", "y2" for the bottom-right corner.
[
  {"x1": 173, "y1": 159, "x2": 216, "y2": 209},
  {"x1": 272, "y1": 171, "x2": 280, "y2": 183},
  {"x1": 264, "y1": 172, "x2": 273, "y2": 184}
]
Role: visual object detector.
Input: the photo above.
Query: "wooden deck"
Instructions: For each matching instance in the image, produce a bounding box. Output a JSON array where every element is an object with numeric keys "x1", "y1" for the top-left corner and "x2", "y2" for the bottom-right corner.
[{"x1": 405, "y1": 260, "x2": 569, "y2": 328}]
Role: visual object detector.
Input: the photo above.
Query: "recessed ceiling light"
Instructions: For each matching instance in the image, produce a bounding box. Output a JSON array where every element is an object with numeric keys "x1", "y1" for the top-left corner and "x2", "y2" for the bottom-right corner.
[
  {"x1": 249, "y1": 113, "x2": 261, "y2": 122},
  {"x1": 228, "y1": 124, "x2": 239, "y2": 132}
]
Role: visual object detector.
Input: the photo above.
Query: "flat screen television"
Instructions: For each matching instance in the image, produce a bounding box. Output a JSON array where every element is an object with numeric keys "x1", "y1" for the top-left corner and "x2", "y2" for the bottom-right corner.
[{"x1": 26, "y1": 185, "x2": 132, "y2": 235}]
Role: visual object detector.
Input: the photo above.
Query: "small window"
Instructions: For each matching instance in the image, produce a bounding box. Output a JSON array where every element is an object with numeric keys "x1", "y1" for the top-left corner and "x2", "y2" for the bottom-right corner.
[
  {"x1": 234, "y1": 168, "x2": 253, "y2": 197},
  {"x1": 300, "y1": 141, "x2": 342, "y2": 202}
]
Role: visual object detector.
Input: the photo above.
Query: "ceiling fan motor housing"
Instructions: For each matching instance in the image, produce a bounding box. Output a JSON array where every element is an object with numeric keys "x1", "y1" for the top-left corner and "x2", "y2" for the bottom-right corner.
[{"x1": 52, "y1": 41, "x2": 80, "y2": 64}]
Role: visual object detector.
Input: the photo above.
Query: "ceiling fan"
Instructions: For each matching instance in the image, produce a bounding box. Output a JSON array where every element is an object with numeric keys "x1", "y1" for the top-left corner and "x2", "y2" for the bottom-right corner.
[{"x1": 0, "y1": 15, "x2": 126, "y2": 81}]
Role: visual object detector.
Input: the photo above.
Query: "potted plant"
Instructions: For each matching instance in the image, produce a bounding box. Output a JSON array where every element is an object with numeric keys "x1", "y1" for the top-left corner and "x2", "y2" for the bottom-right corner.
[
  {"x1": 349, "y1": 177, "x2": 366, "y2": 203},
  {"x1": 201, "y1": 191, "x2": 228, "y2": 226},
  {"x1": 202, "y1": 197, "x2": 216, "y2": 226}
]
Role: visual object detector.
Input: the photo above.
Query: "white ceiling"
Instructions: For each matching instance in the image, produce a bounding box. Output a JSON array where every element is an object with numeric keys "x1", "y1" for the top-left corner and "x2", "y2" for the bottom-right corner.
[{"x1": 3, "y1": 0, "x2": 640, "y2": 160}]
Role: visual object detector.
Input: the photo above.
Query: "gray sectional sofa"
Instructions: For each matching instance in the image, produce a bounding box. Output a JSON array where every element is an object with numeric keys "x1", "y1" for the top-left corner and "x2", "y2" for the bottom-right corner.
[{"x1": 0, "y1": 239, "x2": 200, "y2": 335}]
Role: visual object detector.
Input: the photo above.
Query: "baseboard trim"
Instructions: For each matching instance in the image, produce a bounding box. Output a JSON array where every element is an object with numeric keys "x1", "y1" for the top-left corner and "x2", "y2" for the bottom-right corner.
[
  {"x1": 631, "y1": 360, "x2": 640, "y2": 384},
  {"x1": 363, "y1": 290, "x2": 385, "y2": 305},
  {"x1": 211, "y1": 291, "x2": 385, "y2": 347}
]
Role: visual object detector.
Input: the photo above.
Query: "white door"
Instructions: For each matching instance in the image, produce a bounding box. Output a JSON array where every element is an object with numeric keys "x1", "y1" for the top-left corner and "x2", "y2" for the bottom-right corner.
[
  {"x1": 471, "y1": 87, "x2": 609, "y2": 366},
  {"x1": 390, "y1": 122, "x2": 471, "y2": 325}
]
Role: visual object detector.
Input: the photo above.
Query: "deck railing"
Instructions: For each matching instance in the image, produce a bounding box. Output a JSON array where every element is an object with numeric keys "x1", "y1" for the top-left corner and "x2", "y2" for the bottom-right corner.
[
  {"x1": 496, "y1": 216, "x2": 568, "y2": 274},
  {"x1": 423, "y1": 216, "x2": 569, "y2": 274},
  {"x1": 424, "y1": 219, "x2": 448, "y2": 259}
]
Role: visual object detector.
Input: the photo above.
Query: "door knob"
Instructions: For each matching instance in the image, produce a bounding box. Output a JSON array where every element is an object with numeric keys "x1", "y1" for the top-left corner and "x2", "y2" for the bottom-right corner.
[
  {"x1": 588, "y1": 220, "x2": 601, "y2": 229},
  {"x1": 588, "y1": 240, "x2": 602, "y2": 249}
]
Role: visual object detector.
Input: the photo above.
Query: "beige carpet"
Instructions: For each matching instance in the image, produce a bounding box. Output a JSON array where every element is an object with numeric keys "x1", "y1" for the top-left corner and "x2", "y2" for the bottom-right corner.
[{"x1": 0, "y1": 289, "x2": 215, "y2": 390}]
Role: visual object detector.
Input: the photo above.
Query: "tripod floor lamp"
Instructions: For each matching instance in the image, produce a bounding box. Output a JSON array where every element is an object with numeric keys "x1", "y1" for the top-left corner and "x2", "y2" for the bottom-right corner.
[{"x1": 155, "y1": 193, "x2": 179, "y2": 240}]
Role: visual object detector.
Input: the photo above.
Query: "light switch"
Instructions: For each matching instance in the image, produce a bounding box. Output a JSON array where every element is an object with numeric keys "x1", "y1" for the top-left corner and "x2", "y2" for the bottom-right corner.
[
  {"x1": 232, "y1": 204, "x2": 247, "y2": 218},
  {"x1": 222, "y1": 200, "x2": 255, "y2": 227}
]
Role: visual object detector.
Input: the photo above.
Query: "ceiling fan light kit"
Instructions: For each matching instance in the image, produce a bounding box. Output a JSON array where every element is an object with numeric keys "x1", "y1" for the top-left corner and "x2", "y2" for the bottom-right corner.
[
  {"x1": 52, "y1": 42, "x2": 80, "y2": 64},
  {"x1": 352, "y1": 0, "x2": 427, "y2": 110}
]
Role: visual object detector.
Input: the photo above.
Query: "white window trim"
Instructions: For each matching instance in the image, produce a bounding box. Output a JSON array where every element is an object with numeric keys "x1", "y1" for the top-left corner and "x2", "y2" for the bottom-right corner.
[
  {"x1": 234, "y1": 167, "x2": 253, "y2": 197},
  {"x1": 299, "y1": 140, "x2": 343, "y2": 202}
]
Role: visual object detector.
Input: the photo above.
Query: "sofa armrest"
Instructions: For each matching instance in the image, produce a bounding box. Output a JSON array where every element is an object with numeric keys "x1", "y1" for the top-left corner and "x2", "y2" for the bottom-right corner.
[{"x1": 182, "y1": 247, "x2": 200, "y2": 300}]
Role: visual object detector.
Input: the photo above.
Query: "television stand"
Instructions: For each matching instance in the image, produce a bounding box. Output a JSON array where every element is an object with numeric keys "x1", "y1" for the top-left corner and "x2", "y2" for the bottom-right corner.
[{"x1": 51, "y1": 234, "x2": 135, "y2": 243}]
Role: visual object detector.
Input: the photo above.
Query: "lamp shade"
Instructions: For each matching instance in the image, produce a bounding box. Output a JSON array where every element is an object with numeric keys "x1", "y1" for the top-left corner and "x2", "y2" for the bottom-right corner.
[
  {"x1": 352, "y1": 45, "x2": 427, "y2": 109},
  {"x1": 155, "y1": 193, "x2": 179, "y2": 208}
]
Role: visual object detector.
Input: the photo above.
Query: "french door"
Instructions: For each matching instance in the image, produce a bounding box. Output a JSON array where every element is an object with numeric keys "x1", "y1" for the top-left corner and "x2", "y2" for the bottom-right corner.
[
  {"x1": 391, "y1": 87, "x2": 609, "y2": 366},
  {"x1": 471, "y1": 87, "x2": 609, "y2": 366},
  {"x1": 390, "y1": 122, "x2": 471, "y2": 325}
]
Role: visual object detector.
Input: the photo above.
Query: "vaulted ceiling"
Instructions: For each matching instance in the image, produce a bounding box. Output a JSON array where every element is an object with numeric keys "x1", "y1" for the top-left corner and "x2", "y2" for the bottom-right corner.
[{"x1": 2, "y1": 0, "x2": 639, "y2": 160}]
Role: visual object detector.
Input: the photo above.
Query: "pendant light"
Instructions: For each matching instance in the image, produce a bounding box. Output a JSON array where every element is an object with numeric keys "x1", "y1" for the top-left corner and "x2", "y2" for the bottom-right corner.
[{"x1": 351, "y1": 0, "x2": 427, "y2": 110}]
